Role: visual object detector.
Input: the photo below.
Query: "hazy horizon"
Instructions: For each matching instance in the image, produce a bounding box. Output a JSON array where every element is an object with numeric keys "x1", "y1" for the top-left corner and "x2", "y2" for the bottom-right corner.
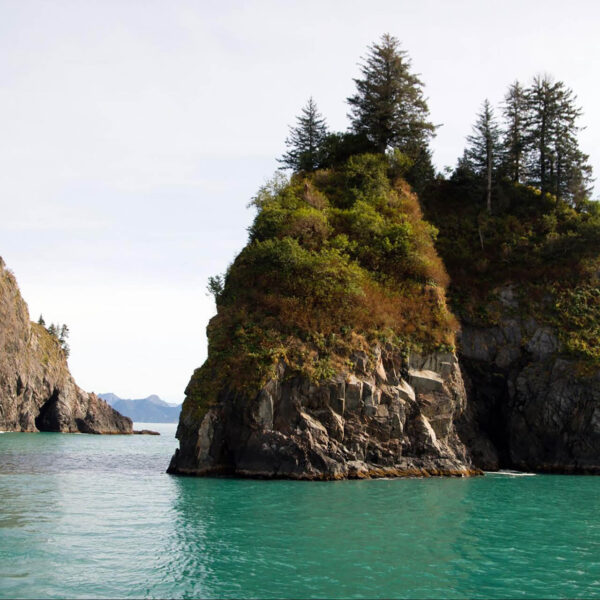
[{"x1": 2, "y1": 0, "x2": 599, "y2": 402}]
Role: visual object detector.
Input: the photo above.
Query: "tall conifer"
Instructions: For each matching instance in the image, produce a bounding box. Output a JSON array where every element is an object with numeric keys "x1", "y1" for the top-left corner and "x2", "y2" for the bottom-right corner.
[
  {"x1": 502, "y1": 81, "x2": 528, "y2": 183},
  {"x1": 347, "y1": 34, "x2": 435, "y2": 156},
  {"x1": 465, "y1": 99, "x2": 502, "y2": 213},
  {"x1": 526, "y1": 75, "x2": 593, "y2": 202},
  {"x1": 279, "y1": 97, "x2": 328, "y2": 172}
]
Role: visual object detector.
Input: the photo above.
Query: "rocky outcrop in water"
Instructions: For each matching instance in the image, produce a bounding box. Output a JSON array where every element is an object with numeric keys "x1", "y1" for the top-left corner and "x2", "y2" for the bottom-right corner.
[
  {"x1": 0, "y1": 257, "x2": 132, "y2": 434},
  {"x1": 457, "y1": 286, "x2": 600, "y2": 474},
  {"x1": 168, "y1": 346, "x2": 480, "y2": 479}
]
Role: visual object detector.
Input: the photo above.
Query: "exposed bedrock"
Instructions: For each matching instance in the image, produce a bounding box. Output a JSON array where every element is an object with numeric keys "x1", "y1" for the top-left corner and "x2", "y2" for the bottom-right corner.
[
  {"x1": 0, "y1": 257, "x2": 132, "y2": 434},
  {"x1": 168, "y1": 347, "x2": 481, "y2": 479},
  {"x1": 456, "y1": 287, "x2": 600, "y2": 474}
]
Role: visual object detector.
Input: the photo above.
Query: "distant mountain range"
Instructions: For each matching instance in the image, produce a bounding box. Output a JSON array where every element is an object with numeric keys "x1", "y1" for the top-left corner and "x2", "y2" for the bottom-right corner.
[{"x1": 99, "y1": 393, "x2": 182, "y2": 423}]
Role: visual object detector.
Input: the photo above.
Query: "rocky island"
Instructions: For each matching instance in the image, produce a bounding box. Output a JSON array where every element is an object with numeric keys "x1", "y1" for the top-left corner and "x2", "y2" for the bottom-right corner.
[
  {"x1": 0, "y1": 257, "x2": 132, "y2": 434},
  {"x1": 169, "y1": 164, "x2": 479, "y2": 479},
  {"x1": 169, "y1": 35, "x2": 600, "y2": 479}
]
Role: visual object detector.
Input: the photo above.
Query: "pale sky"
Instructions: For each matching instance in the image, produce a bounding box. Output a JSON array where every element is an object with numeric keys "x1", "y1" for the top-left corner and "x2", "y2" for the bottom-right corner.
[{"x1": 1, "y1": 0, "x2": 599, "y2": 402}]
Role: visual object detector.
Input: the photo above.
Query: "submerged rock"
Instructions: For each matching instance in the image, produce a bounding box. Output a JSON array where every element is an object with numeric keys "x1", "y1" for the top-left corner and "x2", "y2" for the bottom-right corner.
[
  {"x1": 0, "y1": 258, "x2": 132, "y2": 434},
  {"x1": 168, "y1": 346, "x2": 480, "y2": 479}
]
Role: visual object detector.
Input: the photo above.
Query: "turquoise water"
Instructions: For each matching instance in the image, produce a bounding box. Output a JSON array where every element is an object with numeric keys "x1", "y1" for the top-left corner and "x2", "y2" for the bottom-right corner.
[{"x1": 1, "y1": 424, "x2": 599, "y2": 599}]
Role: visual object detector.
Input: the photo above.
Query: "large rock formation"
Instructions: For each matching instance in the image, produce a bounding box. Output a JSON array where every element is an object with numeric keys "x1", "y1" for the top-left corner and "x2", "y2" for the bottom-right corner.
[
  {"x1": 169, "y1": 156, "x2": 484, "y2": 479},
  {"x1": 170, "y1": 153, "x2": 600, "y2": 479},
  {"x1": 0, "y1": 257, "x2": 132, "y2": 434},
  {"x1": 457, "y1": 286, "x2": 600, "y2": 474},
  {"x1": 168, "y1": 346, "x2": 479, "y2": 479}
]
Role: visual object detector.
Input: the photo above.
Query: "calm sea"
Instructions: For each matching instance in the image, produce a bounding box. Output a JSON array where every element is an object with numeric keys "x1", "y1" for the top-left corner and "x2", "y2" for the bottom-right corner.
[{"x1": 0, "y1": 423, "x2": 599, "y2": 599}]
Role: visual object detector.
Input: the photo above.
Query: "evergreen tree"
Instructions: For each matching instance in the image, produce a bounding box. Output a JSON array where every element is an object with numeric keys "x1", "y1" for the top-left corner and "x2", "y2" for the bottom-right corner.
[
  {"x1": 58, "y1": 324, "x2": 70, "y2": 358},
  {"x1": 347, "y1": 34, "x2": 436, "y2": 156},
  {"x1": 37, "y1": 314, "x2": 45, "y2": 327},
  {"x1": 525, "y1": 75, "x2": 593, "y2": 202},
  {"x1": 278, "y1": 97, "x2": 328, "y2": 172},
  {"x1": 59, "y1": 324, "x2": 69, "y2": 343},
  {"x1": 464, "y1": 99, "x2": 502, "y2": 213},
  {"x1": 501, "y1": 81, "x2": 528, "y2": 183}
]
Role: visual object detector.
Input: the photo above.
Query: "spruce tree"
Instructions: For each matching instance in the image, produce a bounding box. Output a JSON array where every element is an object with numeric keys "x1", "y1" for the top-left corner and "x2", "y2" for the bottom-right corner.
[
  {"x1": 278, "y1": 97, "x2": 328, "y2": 172},
  {"x1": 347, "y1": 34, "x2": 436, "y2": 155},
  {"x1": 525, "y1": 75, "x2": 593, "y2": 202},
  {"x1": 502, "y1": 81, "x2": 528, "y2": 183},
  {"x1": 464, "y1": 99, "x2": 502, "y2": 213}
]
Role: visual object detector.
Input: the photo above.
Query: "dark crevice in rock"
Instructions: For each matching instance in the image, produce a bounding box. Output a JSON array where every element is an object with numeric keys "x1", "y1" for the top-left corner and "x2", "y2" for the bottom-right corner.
[
  {"x1": 457, "y1": 357, "x2": 514, "y2": 470},
  {"x1": 35, "y1": 388, "x2": 61, "y2": 432}
]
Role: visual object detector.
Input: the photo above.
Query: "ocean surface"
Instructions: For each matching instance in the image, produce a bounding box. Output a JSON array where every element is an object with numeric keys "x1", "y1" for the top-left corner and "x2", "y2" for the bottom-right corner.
[{"x1": 0, "y1": 424, "x2": 599, "y2": 599}]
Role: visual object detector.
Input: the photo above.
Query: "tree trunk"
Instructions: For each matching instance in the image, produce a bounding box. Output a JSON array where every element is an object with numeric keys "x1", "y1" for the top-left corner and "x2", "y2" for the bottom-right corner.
[
  {"x1": 486, "y1": 144, "x2": 492, "y2": 214},
  {"x1": 540, "y1": 110, "x2": 547, "y2": 195}
]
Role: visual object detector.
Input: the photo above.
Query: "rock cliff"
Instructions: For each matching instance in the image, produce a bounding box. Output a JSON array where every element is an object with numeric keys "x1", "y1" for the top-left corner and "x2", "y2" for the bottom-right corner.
[
  {"x1": 0, "y1": 257, "x2": 132, "y2": 434},
  {"x1": 423, "y1": 176, "x2": 600, "y2": 475},
  {"x1": 169, "y1": 347, "x2": 479, "y2": 478},
  {"x1": 457, "y1": 286, "x2": 600, "y2": 473}
]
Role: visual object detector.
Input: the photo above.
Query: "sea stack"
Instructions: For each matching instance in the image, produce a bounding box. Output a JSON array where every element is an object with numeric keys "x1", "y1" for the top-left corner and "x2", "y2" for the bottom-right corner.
[
  {"x1": 0, "y1": 257, "x2": 132, "y2": 434},
  {"x1": 169, "y1": 156, "x2": 480, "y2": 479}
]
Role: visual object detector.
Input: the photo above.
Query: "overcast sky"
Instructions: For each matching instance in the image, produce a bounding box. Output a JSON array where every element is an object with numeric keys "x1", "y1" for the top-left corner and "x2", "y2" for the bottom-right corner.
[{"x1": 1, "y1": 0, "x2": 599, "y2": 402}]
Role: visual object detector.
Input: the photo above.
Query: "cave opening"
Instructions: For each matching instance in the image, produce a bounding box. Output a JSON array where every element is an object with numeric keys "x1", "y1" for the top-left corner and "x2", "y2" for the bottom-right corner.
[{"x1": 35, "y1": 388, "x2": 60, "y2": 432}]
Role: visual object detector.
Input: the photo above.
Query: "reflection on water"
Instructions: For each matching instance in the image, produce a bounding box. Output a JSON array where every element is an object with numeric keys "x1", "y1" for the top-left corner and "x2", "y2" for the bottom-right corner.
[
  {"x1": 1, "y1": 425, "x2": 599, "y2": 599},
  {"x1": 168, "y1": 477, "x2": 474, "y2": 599}
]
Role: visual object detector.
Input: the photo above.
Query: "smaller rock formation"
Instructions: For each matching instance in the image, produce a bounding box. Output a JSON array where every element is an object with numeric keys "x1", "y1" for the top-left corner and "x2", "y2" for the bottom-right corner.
[{"x1": 0, "y1": 257, "x2": 132, "y2": 434}]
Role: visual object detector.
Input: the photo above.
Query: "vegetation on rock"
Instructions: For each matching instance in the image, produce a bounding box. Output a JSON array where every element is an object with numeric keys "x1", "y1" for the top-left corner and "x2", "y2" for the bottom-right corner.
[
  {"x1": 38, "y1": 315, "x2": 70, "y2": 358},
  {"x1": 194, "y1": 152, "x2": 457, "y2": 420},
  {"x1": 186, "y1": 33, "x2": 599, "y2": 428},
  {"x1": 423, "y1": 173, "x2": 600, "y2": 365}
]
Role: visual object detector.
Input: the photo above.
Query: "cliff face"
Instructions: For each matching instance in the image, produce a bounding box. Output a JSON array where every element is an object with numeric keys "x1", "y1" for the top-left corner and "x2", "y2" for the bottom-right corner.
[
  {"x1": 0, "y1": 257, "x2": 132, "y2": 434},
  {"x1": 169, "y1": 346, "x2": 478, "y2": 479},
  {"x1": 457, "y1": 286, "x2": 600, "y2": 473},
  {"x1": 422, "y1": 178, "x2": 600, "y2": 474}
]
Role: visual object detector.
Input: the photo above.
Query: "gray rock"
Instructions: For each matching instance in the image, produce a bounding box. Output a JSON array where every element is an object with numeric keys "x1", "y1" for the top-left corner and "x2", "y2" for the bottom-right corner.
[
  {"x1": 345, "y1": 376, "x2": 363, "y2": 410},
  {"x1": 256, "y1": 389, "x2": 274, "y2": 429},
  {"x1": 497, "y1": 285, "x2": 519, "y2": 309},
  {"x1": 458, "y1": 310, "x2": 600, "y2": 474},
  {"x1": 169, "y1": 345, "x2": 478, "y2": 479},
  {"x1": 409, "y1": 369, "x2": 445, "y2": 394},
  {"x1": 332, "y1": 396, "x2": 345, "y2": 416},
  {"x1": 527, "y1": 327, "x2": 559, "y2": 359},
  {"x1": 397, "y1": 379, "x2": 416, "y2": 403}
]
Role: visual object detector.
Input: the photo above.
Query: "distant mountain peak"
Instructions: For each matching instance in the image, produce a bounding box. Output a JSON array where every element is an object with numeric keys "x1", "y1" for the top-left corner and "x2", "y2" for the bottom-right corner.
[{"x1": 98, "y1": 393, "x2": 182, "y2": 423}]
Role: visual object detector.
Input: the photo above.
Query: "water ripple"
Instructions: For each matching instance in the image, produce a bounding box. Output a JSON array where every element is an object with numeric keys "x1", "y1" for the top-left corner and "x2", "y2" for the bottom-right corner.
[{"x1": 1, "y1": 427, "x2": 599, "y2": 598}]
